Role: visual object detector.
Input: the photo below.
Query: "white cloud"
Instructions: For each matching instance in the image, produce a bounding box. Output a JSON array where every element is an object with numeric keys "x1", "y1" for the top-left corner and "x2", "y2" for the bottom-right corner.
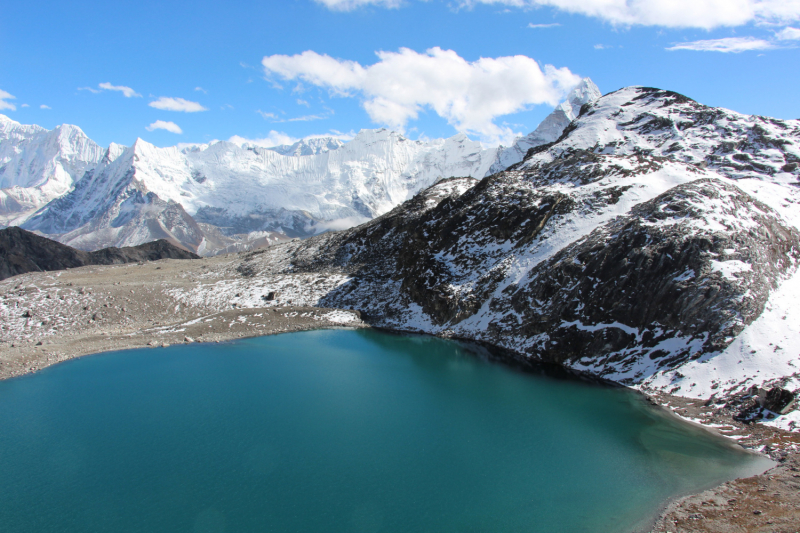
[
  {"x1": 40, "y1": 104, "x2": 51, "y2": 110},
  {"x1": 21, "y1": 103, "x2": 29, "y2": 108},
  {"x1": 776, "y1": 26, "x2": 800, "y2": 39},
  {"x1": 257, "y1": 108, "x2": 332, "y2": 123},
  {"x1": 262, "y1": 47, "x2": 580, "y2": 144},
  {"x1": 288, "y1": 113, "x2": 329, "y2": 122},
  {"x1": 667, "y1": 36, "x2": 775, "y2": 52},
  {"x1": 98, "y1": 82, "x2": 142, "y2": 98},
  {"x1": 594, "y1": 43, "x2": 611, "y2": 49},
  {"x1": 228, "y1": 131, "x2": 299, "y2": 148},
  {"x1": 0, "y1": 89, "x2": 16, "y2": 111},
  {"x1": 194, "y1": 86, "x2": 208, "y2": 93},
  {"x1": 528, "y1": 22, "x2": 560, "y2": 28},
  {"x1": 229, "y1": 129, "x2": 357, "y2": 149},
  {"x1": 297, "y1": 99, "x2": 310, "y2": 107},
  {"x1": 149, "y1": 97, "x2": 208, "y2": 112},
  {"x1": 313, "y1": 215, "x2": 370, "y2": 233},
  {"x1": 323, "y1": 0, "x2": 800, "y2": 29},
  {"x1": 78, "y1": 86, "x2": 102, "y2": 94},
  {"x1": 257, "y1": 110, "x2": 279, "y2": 120},
  {"x1": 314, "y1": 0, "x2": 402, "y2": 11},
  {"x1": 146, "y1": 120, "x2": 183, "y2": 134}
]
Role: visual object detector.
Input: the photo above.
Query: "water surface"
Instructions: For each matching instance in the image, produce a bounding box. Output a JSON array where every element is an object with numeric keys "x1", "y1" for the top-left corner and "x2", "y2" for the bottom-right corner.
[{"x1": 0, "y1": 329, "x2": 771, "y2": 532}]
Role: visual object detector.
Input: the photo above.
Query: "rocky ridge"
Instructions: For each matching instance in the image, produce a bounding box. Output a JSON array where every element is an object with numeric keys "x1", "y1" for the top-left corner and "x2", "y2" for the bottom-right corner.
[
  {"x1": 0, "y1": 226, "x2": 199, "y2": 281},
  {"x1": 176, "y1": 86, "x2": 800, "y2": 431}
]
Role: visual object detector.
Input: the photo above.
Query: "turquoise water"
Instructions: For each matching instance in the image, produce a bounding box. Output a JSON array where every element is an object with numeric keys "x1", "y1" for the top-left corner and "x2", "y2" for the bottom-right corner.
[{"x1": 0, "y1": 329, "x2": 771, "y2": 533}]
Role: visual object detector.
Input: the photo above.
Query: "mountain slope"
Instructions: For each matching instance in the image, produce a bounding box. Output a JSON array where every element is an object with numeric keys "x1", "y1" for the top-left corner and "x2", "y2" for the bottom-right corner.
[
  {"x1": 172, "y1": 85, "x2": 800, "y2": 408},
  {"x1": 0, "y1": 114, "x2": 112, "y2": 226},
  {"x1": 0, "y1": 226, "x2": 198, "y2": 281},
  {"x1": 488, "y1": 78, "x2": 602, "y2": 175}
]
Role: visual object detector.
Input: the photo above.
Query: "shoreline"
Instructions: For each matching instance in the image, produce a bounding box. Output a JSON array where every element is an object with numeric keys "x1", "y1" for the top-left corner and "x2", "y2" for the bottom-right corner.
[{"x1": 2, "y1": 258, "x2": 799, "y2": 531}]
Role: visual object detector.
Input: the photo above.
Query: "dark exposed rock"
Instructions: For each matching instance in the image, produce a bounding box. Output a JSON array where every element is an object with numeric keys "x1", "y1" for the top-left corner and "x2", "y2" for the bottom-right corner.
[
  {"x1": 0, "y1": 227, "x2": 199, "y2": 281},
  {"x1": 762, "y1": 387, "x2": 796, "y2": 414},
  {"x1": 270, "y1": 157, "x2": 799, "y2": 386}
]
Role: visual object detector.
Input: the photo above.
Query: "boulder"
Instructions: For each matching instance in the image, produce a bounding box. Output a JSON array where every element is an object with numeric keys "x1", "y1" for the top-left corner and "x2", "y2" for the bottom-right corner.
[{"x1": 761, "y1": 387, "x2": 796, "y2": 415}]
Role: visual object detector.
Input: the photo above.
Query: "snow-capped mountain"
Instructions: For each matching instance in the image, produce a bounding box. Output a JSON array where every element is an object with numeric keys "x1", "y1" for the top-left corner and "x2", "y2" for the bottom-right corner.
[
  {"x1": 22, "y1": 129, "x2": 498, "y2": 252},
  {"x1": 1, "y1": 77, "x2": 596, "y2": 254},
  {"x1": 487, "y1": 78, "x2": 602, "y2": 175},
  {"x1": 264, "y1": 137, "x2": 345, "y2": 156},
  {"x1": 0, "y1": 115, "x2": 110, "y2": 226},
  {"x1": 198, "y1": 85, "x2": 800, "y2": 413}
]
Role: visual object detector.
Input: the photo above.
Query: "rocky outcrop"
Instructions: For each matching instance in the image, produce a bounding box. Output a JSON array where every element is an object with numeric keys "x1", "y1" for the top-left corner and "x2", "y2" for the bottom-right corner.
[
  {"x1": 0, "y1": 227, "x2": 198, "y2": 281},
  {"x1": 233, "y1": 85, "x2": 800, "y2": 400}
]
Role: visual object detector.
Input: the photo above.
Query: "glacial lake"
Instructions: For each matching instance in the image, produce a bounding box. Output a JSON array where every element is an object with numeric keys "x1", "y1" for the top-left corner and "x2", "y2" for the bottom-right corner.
[{"x1": 0, "y1": 329, "x2": 771, "y2": 533}]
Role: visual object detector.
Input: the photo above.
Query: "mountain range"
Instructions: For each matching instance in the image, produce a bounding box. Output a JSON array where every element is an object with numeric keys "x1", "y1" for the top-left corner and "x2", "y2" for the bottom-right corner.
[
  {"x1": 0, "y1": 79, "x2": 601, "y2": 255},
  {"x1": 169, "y1": 85, "x2": 800, "y2": 416}
]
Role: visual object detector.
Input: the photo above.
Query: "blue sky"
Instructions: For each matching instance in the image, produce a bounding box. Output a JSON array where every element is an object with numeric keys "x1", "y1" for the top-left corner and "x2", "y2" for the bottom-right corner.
[{"x1": 1, "y1": 0, "x2": 798, "y2": 148}]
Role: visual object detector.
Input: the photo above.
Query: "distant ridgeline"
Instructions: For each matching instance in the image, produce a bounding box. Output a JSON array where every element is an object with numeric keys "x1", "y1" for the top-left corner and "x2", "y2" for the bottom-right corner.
[
  {"x1": 0, "y1": 227, "x2": 199, "y2": 281},
  {"x1": 0, "y1": 80, "x2": 601, "y2": 256}
]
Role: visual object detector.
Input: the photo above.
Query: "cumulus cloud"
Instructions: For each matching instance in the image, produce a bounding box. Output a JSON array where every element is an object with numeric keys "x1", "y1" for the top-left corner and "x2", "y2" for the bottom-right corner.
[
  {"x1": 0, "y1": 89, "x2": 16, "y2": 111},
  {"x1": 98, "y1": 82, "x2": 142, "y2": 98},
  {"x1": 776, "y1": 26, "x2": 800, "y2": 40},
  {"x1": 262, "y1": 47, "x2": 580, "y2": 144},
  {"x1": 314, "y1": 0, "x2": 402, "y2": 10},
  {"x1": 667, "y1": 36, "x2": 775, "y2": 52},
  {"x1": 149, "y1": 97, "x2": 208, "y2": 112},
  {"x1": 40, "y1": 105, "x2": 51, "y2": 110},
  {"x1": 146, "y1": 120, "x2": 183, "y2": 134}
]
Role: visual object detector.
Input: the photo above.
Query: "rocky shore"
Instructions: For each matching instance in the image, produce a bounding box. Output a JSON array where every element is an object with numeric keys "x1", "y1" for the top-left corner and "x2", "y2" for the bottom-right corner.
[{"x1": 1, "y1": 256, "x2": 798, "y2": 532}]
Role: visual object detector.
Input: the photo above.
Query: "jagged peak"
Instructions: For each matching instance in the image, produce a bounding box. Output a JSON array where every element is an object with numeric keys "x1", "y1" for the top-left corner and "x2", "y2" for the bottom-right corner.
[
  {"x1": 568, "y1": 78, "x2": 602, "y2": 106},
  {"x1": 52, "y1": 122, "x2": 87, "y2": 135},
  {"x1": 102, "y1": 142, "x2": 127, "y2": 164}
]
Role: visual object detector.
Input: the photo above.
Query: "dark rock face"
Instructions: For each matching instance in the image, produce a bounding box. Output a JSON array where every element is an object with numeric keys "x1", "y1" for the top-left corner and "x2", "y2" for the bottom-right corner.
[
  {"x1": 496, "y1": 179, "x2": 798, "y2": 379},
  {"x1": 762, "y1": 387, "x2": 796, "y2": 414},
  {"x1": 267, "y1": 147, "x2": 799, "y2": 387},
  {"x1": 0, "y1": 227, "x2": 198, "y2": 281},
  {"x1": 224, "y1": 85, "x2": 800, "y2": 392},
  {"x1": 86, "y1": 238, "x2": 200, "y2": 264}
]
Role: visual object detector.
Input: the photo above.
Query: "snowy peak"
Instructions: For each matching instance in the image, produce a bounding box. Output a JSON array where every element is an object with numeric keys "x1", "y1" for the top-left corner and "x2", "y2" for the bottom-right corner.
[
  {"x1": 18, "y1": 122, "x2": 500, "y2": 253},
  {"x1": 267, "y1": 137, "x2": 345, "y2": 156},
  {"x1": 523, "y1": 86, "x2": 800, "y2": 188},
  {"x1": 0, "y1": 115, "x2": 106, "y2": 226},
  {"x1": 487, "y1": 77, "x2": 601, "y2": 175},
  {"x1": 565, "y1": 78, "x2": 602, "y2": 118}
]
